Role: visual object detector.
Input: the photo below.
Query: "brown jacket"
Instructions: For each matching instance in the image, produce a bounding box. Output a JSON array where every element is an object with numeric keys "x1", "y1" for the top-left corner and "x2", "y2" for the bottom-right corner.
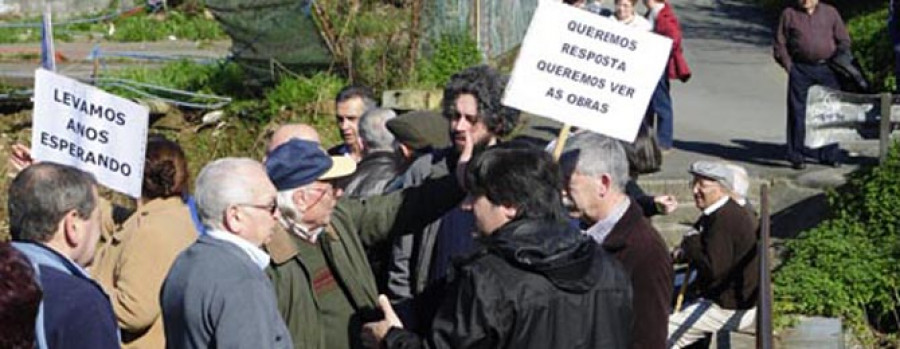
[
  {"x1": 602, "y1": 200, "x2": 673, "y2": 349},
  {"x1": 92, "y1": 197, "x2": 198, "y2": 349},
  {"x1": 683, "y1": 199, "x2": 759, "y2": 310}
]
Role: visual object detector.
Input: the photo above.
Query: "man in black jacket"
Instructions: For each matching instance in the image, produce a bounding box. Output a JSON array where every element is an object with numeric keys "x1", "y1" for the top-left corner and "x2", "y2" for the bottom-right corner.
[
  {"x1": 668, "y1": 161, "x2": 759, "y2": 348},
  {"x1": 361, "y1": 145, "x2": 633, "y2": 349}
]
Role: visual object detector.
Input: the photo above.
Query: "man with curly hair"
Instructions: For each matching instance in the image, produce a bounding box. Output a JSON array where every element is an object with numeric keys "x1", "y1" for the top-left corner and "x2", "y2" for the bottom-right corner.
[{"x1": 385, "y1": 65, "x2": 521, "y2": 332}]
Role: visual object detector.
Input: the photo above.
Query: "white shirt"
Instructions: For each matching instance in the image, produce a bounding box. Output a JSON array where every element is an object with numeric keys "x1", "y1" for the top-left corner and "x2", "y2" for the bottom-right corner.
[
  {"x1": 584, "y1": 197, "x2": 631, "y2": 243},
  {"x1": 702, "y1": 196, "x2": 730, "y2": 216},
  {"x1": 205, "y1": 228, "x2": 271, "y2": 269},
  {"x1": 619, "y1": 14, "x2": 652, "y2": 31}
]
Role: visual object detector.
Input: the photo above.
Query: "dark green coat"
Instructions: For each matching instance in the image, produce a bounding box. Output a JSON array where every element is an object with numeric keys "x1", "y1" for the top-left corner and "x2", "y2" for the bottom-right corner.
[{"x1": 266, "y1": 175, "x2": 464, "y2": 349}]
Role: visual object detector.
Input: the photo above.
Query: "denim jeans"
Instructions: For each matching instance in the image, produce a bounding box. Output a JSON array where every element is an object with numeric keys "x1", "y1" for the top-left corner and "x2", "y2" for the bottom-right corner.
[{"x1": 645, "y1": 76, "x2": 673, "y2": 149}]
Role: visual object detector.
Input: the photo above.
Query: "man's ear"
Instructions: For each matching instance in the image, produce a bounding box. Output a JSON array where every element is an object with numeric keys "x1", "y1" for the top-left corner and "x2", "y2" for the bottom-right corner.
[
  {"x1": 500, "y1": 204, "x2": 518, "y2": 220},
  {"x1": 62, "y1": 210, "x2": 81, "y2": 247},
  {"x1": 223, "y1": 205, "x2": 242, "y2": 233},
  {"x1": 598, "y1": 173, "x2": 613, "y2": 197}
]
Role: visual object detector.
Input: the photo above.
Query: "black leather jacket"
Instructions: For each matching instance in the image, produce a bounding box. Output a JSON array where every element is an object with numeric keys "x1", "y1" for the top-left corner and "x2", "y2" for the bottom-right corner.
[{"x1": 384, "y1": 219, "x2": 633, "y2": 349}]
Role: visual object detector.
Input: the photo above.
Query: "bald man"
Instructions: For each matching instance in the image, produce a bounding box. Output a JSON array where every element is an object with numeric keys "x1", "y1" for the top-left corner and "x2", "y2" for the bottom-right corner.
[{"x1": 268, "y1": 124, "x2": 322, "y2": 154}]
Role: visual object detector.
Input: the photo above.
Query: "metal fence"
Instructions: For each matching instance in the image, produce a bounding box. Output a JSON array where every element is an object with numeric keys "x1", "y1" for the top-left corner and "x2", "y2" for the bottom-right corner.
[{"x1": 421, "y1": 0, "x2": 538, "y2": 60}]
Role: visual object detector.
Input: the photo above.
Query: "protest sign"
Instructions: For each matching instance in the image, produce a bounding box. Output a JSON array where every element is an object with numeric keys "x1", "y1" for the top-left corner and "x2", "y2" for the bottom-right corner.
[
  {"x1": 31, "y1": 69, "x2": 149, "y2": 198},
  {"x1": 503, "y1": 0, "x2": 672, "y2": 142},
  {"x1": 806, "y1": 85, "x2": 900, "y2": 148}
]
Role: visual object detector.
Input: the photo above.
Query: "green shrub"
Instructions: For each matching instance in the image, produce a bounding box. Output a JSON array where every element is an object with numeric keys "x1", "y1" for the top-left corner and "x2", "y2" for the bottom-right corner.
[
  {"x1": 775, "y1": 142, "x2": 900, "y2": 345},
  {"x1": 264, "y1": 73, "x2": 346, "y2": 147},
  {"x1": 107, "y1": 11, "x2": 225, "y2": 42},
  {"x1": 847, "y1": 8, "x2": 894, "y2": 92},
  {"x1": 413, "y1": 30, "x2": 482, "y2": 89}
]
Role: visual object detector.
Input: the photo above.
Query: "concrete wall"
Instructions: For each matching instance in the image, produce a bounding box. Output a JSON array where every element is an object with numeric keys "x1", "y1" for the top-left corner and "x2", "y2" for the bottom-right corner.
[{"x1": 0, "y1": 0, "x2": 135, "y2": 19}]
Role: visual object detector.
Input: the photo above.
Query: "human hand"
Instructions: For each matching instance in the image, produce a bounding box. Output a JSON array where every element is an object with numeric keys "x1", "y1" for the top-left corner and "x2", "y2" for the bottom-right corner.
[
  {"x1": 454, "y1": 131, "x2": 474, "y2": 189},
  {"x1": 8, "y1": 143, "x2": 34, "y2": 178},
  {"x1": 361, "y1": 295, "x2": 403, "y2": 349},
  {"x1": 653, "y1": 195, "x2": 678, "y2": 215}
]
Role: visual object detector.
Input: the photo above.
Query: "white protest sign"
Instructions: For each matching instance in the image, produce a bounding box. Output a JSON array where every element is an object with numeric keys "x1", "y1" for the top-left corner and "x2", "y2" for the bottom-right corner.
[
  {"x1": 31, "y1": 69, "x2": 149, "y2": 198},
  {"x1": 504, "y1": 0, "x2": 672, "y2": 142}
]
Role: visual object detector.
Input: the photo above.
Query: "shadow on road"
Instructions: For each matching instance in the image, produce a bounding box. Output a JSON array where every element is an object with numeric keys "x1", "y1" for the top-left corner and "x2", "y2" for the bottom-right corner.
[
  {"x1": 677, "y1": 0, "x2": 777, "y2": 49},
  {"x1": 673, "y1": 138, "x2": 791, "y2": 167}
]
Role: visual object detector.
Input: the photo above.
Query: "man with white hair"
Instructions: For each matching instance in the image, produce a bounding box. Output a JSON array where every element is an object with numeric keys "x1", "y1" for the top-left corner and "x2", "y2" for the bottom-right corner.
[
  {"x1": 161, "y1": 158, "x2": 291, "y2": 348},
  {"x1": 343, "y1": 107, "x2": 403, "y2": 198},
  {"x1": 559, "y1": 132, "x2": 673, "y2": 349},
  {"x1": 263, "y1": 139, "x2": 464, "y2": 349},
  {"x1": 724, "y1": 162, "x2": 753, "y2": 213},
  {"x1": 668, "y1": 161, "x2": 759, "y2": 348}
]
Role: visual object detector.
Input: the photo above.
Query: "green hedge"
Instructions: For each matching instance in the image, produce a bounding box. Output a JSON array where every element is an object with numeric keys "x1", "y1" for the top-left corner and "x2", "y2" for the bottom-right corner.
[{"x1": 775, "y1": 142, "x2": 900, "y2": 345}]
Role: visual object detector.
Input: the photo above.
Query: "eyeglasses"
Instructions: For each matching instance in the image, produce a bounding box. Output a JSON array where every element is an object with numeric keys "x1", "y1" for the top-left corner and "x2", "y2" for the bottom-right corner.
[{"x1": 236, "y1": 200, "x2": 278, "y2": 215}]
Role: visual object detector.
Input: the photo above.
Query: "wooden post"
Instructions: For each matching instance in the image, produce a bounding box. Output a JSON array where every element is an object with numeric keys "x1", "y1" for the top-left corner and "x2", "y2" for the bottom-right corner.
[
  {"x1": 880, "y1": 92, "x2": 892, "y2": 164},
  {"x1": 757, "y1": 184, "x2": 773, "y2": 349},
  {"x1": 552, "y1": 124, "x2": 572, "y2": 161}
]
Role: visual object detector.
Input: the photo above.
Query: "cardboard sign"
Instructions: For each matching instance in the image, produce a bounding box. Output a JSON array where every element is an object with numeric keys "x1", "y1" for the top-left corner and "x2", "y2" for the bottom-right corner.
[
  {"x1": 31, "y1": 69, "x2": 149, "y2": 198},
  {"x1": 503, "y1": 0, "x2": 672, "y2": 142},
  {"x1": 806, "y1": 85, "x2": 900, "y2": 148}
]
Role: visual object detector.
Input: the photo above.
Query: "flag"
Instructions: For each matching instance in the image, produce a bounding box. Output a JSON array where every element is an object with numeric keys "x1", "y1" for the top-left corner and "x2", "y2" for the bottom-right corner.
[{"x1": 40, "y1": 6, "x2": 56, "y2": 71}]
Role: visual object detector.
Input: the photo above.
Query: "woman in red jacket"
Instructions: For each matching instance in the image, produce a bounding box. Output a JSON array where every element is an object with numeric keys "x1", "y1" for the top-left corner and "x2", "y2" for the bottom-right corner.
[{"x1": 643, "y1": 0, "x2": 691, "y2": 152}]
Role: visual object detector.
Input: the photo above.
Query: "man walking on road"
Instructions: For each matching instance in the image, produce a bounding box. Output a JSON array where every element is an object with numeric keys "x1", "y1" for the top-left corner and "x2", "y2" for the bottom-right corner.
[{"x1": 773, "y1": 0, "x2": 850, "y2": 169}]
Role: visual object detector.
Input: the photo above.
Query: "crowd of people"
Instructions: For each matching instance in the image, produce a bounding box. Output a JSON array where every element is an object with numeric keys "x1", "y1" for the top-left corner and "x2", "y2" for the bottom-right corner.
[
  {"x1": 0, "y1": 62, "x2": 760, "y2": 348},
  {"x1": 8, "y1": 0, "x2": 878, "y2": 347}
]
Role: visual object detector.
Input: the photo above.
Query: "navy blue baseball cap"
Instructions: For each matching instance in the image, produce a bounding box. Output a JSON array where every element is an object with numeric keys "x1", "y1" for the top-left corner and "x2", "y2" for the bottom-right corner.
[{"x1": 265, "y1": 139, "x2": 356, "y2": 191}]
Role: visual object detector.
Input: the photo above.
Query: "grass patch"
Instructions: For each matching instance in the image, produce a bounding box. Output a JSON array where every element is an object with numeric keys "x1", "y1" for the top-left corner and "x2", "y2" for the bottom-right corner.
[{"x1": 0, "y1": 9, "x2": 225, "y2": 44}]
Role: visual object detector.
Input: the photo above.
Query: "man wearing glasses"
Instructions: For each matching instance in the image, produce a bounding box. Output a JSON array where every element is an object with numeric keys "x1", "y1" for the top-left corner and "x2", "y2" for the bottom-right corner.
[
  {"x1": 263, "y1": 138, "x2": 465, "y2": 349},
  {"x1": 667, "y1": 161, "x2": 759, "y2": 348},
  {"x1": 161, "y1": 158, "x2": 291, "y2": 348}
]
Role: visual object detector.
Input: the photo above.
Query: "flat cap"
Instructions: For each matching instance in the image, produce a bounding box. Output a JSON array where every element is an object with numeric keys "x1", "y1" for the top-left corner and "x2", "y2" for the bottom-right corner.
[
  {"x1": 386, "y1": 110, "x2": 450, "y2": 152},
  {"x1": 688, "y1": 160, "x2": 735, "y2": 191},
  {"x1": 265, "y1": 139, "x2": 356, "y2": 191}
]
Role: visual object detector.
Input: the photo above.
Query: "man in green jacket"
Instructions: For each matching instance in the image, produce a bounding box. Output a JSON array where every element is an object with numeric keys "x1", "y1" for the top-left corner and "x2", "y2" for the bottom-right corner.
[{"x1": 263, "y1": 138, "x2": 465, "y2": 349}]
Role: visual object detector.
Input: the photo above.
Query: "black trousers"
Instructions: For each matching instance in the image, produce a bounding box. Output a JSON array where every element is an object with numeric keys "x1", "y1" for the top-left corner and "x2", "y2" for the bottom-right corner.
[{"x1": 786, "y1": 62, "x2": 842, "y2": 164}]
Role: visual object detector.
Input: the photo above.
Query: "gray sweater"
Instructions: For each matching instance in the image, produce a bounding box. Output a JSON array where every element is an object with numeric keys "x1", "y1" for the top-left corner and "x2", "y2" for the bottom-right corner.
[{"x1": 161, "y1": 235, "x2": 292, "y2": 349}]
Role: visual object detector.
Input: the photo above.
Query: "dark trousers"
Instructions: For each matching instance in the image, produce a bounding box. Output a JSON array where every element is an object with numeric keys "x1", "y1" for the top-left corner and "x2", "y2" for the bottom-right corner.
[
  {"x1": 786, "y1": 63, "x2": 841, "y2": 164},
  {"x1": 891, "y1": 13, "x2": 900, "y2": 90},
  {"x1": 645, "y1": 75, "x2": 673, "y2": 149}
]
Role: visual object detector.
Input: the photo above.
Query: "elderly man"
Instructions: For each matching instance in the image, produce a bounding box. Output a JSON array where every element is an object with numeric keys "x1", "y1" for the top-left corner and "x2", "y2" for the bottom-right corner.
[
  {"x1": 263, "y1": 138, "x2": 465, "y2": 349},
  {"x1": 387, "y1": 65, "x2": 521, "y2": 330},
  {"x1": 559, "y1": 132, "x2": 673, "y2": 349},
  {"x1": 362, "y1": 145, "x2": 633, "y2": 348},
  {"x1": 161, "y1": 158, "x2": 291, "y2": 348},
  {"x1": 668, "y1": 161, "x2": 759, "y2": 348},
  {"x1": 343, "y1": 107, "x2": 403, "y2": 198},
  {"x1": 268, "y1": 123, "x2": 322, "y2": 155},
  {"x1": 774, "y1": 0, "x2": 849, "y2": 169},
  {"x1": 328, "y1": 85, "x2": 378, "y2": 162},
  {"x1": 10, "y1": 163, "x2": 119, "y2": 348}
]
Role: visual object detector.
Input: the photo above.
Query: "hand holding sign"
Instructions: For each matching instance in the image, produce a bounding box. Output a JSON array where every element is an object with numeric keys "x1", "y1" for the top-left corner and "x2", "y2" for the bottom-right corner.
[{"x1": 8, "y1": 143, "x2": 34, "y2": 178}]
